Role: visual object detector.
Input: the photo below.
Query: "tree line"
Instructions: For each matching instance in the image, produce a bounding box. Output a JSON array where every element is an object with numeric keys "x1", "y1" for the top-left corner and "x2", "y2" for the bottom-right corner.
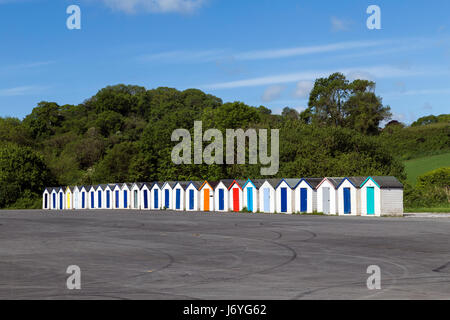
[{"x1": 0, "y1": 73, "x2": 448, "y2": 209}]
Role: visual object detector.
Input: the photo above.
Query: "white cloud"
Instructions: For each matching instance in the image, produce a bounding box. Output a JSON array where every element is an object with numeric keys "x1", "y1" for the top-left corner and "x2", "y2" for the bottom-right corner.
[
  {"x1": 293, "y1": 81, "x2": 314, "y2": 98},
  {"x1": 99, "y1": 0, "x2": 207, "y2": 14},
  {"x1": 203, "y1": 65, "x2": 430, "y2": 90},
  {"x1": 0, "y1": 85, "x2": 47, "y2": 96},
  {"x1": 137, "y1": 49, "x2": 222, "y2": 63},
  {"x1": 423, "y1": 102, "x2": 433, "y2": 110},
  {"x1": 234, "y1": 40, "x2": 387, "y2": 61},
  {"x1": 330, "y1": 16, "x2": 351, "y2": 32},
  {"x1": 261, "y1": 85, "x2": 284, "y2": 102},
  {"x1": 384, "y1": 88, "x2": 450, "y2": 97}
]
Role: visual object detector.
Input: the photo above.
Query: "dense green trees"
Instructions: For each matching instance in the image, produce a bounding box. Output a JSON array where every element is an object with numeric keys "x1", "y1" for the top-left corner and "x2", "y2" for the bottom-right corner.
[
  {"x1": 404, "y1": 167, "x2": 450, "y2": 208},
  {"x1": 0, "y1": 78, "x2": 448, "y2": 209},
  {"x1": 0, "y1": 143, "x2": 53, "y2": 208},
  {"x1": 305, "y1": 73, "x2": 391, "y2": 134}
]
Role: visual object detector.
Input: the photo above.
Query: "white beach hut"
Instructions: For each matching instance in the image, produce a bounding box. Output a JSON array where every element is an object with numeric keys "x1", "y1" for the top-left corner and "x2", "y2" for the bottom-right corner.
[
  {"x1": 173, "y1": 182, "x2": 188, "y2": 211},
  {"x1": 293, "y1": 178, "x2": 322, "y2": 214},
  {"x1": 140, "y1": 182, "x2": 151, "y2": 210},
  {"x1": 336, "y1": 177, "x2": 366, "y2": 216},
  {"x1": 131, "y1": 183, "x2": 143, "y2": 210},
  {"x1": 162, "y1": 181, "x2": 176, "y2": 210},
  {"x1": 316, "y1": 178, "x2": 343, "y2": 215},
  {"x1": 199, "y1": 181, "x2": 218, "y2": 212},
  {"x1": 57, "y1": 187, "x2": 65, "y2": 210},
  {"x1": 275, "y1": 179, "x2": 299, "y2": 214},
  {"x1": 151, "y1": 182, "x2": 163, "y2": 210},
  {"x1": 42, "y1": 187, "x2": 52, "y2": 210},
  {"x1": 214, "y1": 180, "x2": 233, "y2": 212},
  {"x1": 242, "y1": 179, "x2": 264, "y2": 213},
  {"x1": 259, "y1": 179, "x2": 278, "y2": 213},
  {"x1": 186, "y1": 181, "x2": 201, "y2": 211},
  {"x1": 87, "y1": 186, "x2": 97, "y2": 209},
  {"x1": 112, "y1": 184, "x2": 122, "y2": 209},
  {"x1": 360, "y1": 176, "x2": 404, "y2": 217},
  {"x1": 229, "y1": 180, "x2": 245, "y2": 212},
  {"x1": 73, "y1": 186, "x2": 80, "y2": 210},
  {"x1": 65, "y1": 186, "x2": 74, "y2": 210},
  {"x1": 78, "y1": 186, "x2": 88, "y2": 209}
]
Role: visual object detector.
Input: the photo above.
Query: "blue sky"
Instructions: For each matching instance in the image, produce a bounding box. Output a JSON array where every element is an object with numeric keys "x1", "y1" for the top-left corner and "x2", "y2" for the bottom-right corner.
[{"x1": 0, "y1": 0, "x2": 449, "y2": 123}]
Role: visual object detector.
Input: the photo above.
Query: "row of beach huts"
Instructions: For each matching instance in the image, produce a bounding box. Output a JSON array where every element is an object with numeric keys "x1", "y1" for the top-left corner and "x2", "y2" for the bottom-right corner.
[{"x1": 42, "y1": 177, "x2": 404, "y2": 216}]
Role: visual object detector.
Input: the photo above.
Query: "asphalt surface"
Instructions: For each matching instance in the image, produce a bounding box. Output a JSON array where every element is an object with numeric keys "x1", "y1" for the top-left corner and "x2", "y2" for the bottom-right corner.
[{"x1": 0, "y1": 210, "x2": 449, "y2": 300}]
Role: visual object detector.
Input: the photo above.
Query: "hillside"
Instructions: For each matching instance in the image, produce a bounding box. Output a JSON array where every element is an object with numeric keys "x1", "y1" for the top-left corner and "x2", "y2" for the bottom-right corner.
[
  {"x1": 378, "y1": 122, "x2": 450, "y2": 160},
  {"x1": 405, "y1": 153, "x2": 450, "y2": 185},
  {"x1": 0, "y1": 81, "x2": 449, "y2": 210}
]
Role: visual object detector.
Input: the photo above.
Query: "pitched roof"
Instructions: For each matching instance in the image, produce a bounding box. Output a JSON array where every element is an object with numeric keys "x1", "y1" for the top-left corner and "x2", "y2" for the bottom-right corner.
[
  {"x1": 200, "y1": 181, "x2": 220, "y2": 190},
  {"x1": 174, "y1": 181, "x2": 190, "y2": 190},
  {"x1": 132, "y1": 182, "x2": 144, "y2": 189},
  {"x1": 228, "y1": 179, "x2": 246, "y2": 190},
  {"x1": 163, "y1": 181, "x2": 177, "y2": 188},
  {"x1": 188, "y1": 181, "x2": 203, "y2": 190},
  {"x1": 259, "y1": 179, "x2": 281, "y2": 189},
  {"x1": 336, "y1": 177, "x2": 367, "y2": 189},
  {"x1": 292, "y1": 178, "x2": 322, "y2": 189},
  {"x1": 276, "y1": 178, "x2": 301, "y2": 189},
  {"x1": 218, "y1": 179, "x2": 235, "y2": 189},
  {"x1": 362, "y1": 176, "x2": 403, "y2": 189},
  {"x1": 243, "y1": 179, "x2": 266, "y2": 189}
]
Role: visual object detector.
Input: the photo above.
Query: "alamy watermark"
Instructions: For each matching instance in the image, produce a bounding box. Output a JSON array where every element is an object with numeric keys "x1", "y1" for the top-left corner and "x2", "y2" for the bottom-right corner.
[
  {"x1": 171, "y1": 121, "x2": 279, "y2": 175},
  {"x1": 66, "y1": 5, "x2": 81, "y2": 30},
  {"x1": 366, "y1": 265, "x2": 381, "y2": 290},
  {"x1": 66, "y1": 265, "x2": 81, "y2": 290},
  {"x1": 367, "y1": 5, "x2": 381, "y2": 30}
]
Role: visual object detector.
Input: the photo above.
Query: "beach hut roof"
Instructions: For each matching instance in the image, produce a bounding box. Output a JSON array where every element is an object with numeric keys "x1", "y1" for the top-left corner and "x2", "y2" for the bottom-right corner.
[
  {"x1": 293, "y1": 178, "x2": 323, "y2": 189},
  {"x1": 336, "y1": 177, "x2": 367, "y2": 189},
  {"x1": 228, "y1": 179, "x2": 246, "y2": 190},
  {"x1": 219, "y1": 179, "x2": 235, "y2": 189},
  {"x1": 163, "y1": 181, "x2": 177, "y2": 188},
  {"x1": 316, "y1": 177, "x2": 345, "y2": 189},
  {"x1": 132, "y1": 182, "x2": 145, "y2": 189},
  {"x1": 243, "y1": 179, "x2": 266, "y2": 189},
  {"x1": 187, "y1": 181, "x2": 203, "y2": 190},
  {"x1": 276, "y1": 178, "x2": 301, "y2": 189},
  {"x1": 360, "y1": 176, "x2": 403, "y2": 189},
  {"x1": 200, "y1": 181, "x2": 220, "y2": 190},
  {"x1": 174, "y1": 181, "x2": 190, "y2": 190}
]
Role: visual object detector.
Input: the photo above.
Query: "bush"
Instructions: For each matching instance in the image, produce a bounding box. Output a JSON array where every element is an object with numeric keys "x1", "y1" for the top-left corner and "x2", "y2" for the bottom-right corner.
[{"x1": 404, "y1": 167, "x2": 450, "y2": 208}]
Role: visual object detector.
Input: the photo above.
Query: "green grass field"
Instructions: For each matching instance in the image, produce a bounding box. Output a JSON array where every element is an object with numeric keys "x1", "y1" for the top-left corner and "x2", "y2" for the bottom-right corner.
[
  {"x1": 404, "y1": 152, "x2": 450, "y2": 185},
  {"x1": 404, "y1": 206, "x2": 450, "y2": 213}
]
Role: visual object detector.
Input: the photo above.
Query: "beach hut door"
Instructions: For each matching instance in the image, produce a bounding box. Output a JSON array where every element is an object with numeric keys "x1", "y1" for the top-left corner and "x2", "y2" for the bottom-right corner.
[
  {"x1": 176, "y1": 189, "x2": 181, "y2": 209},
  {"x1": 106, "y1": 191, "x2": 110, "y2": 208},
  {"x1": 204, "y1": 189, "x2": 210, "y2": 211},
  {"x1": 143, "y1": 190, "x2": 148, "y2": 209},
  {"x1": 219, "y1": 189, "x2": 224, "y2": 210},
  {"x1": 165, "y1": 189, "x2": 169, "y2": 208},
  {"x1": 323, "y1": 188, "x2": 330, "y2": 214},
  {"x1": 247, "y1": 187, "x2": 253, "y2": 212},
  {"x1": 154, "y1": 190, "x2": 159, "y2": 209},
  {"x1": 300, "y1": 188, "x2": 307, "y2": 212},
  {"x1": 233, "y1": 188, "x2": 239, "y2": 212},
  {"x1": 344, "y1": 188, "x2": 351, "y2": 214},
  {"x1": 367, "y1": 187, "x2": 375, "y2": 215},
  {"x1": 264, "y1": 188, "x2": 270, "y2": 212},
  {"x1": 189, "y1": 190, "x2": 194, "y2": 210},
  {"x1": 281, "y1": 188, "x2": 287, "y2": 213}
]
